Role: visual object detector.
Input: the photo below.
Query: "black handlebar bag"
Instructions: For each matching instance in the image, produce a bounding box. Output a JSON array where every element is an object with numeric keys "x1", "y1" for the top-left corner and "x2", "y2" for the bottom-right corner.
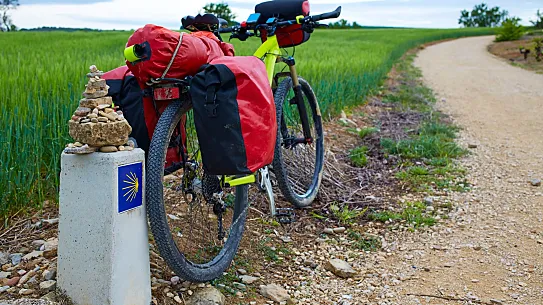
[
  {"x1": 190, "y1": 56, "x2": 276, "y2": 175},
  {"x1": 256, "y1": 0, "x2": 312, "y2": 47}
]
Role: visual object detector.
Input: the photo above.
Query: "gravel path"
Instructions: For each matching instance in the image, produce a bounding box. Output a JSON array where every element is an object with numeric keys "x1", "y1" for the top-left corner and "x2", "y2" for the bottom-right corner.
[{"x1": 383, "y1": 36, "x2": 543, "y2": 304}]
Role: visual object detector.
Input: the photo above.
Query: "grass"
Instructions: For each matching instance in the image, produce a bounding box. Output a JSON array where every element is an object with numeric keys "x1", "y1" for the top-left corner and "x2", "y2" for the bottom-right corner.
[
  {"x1": 0, "y1": 27, "x2": 495, "y2": 218},
  {"x1": 373, "y1": 52, "x2": 470, "y2": 194},
  {"x1": 369, "y1": 201, "x2": 436, "y2": 228}
]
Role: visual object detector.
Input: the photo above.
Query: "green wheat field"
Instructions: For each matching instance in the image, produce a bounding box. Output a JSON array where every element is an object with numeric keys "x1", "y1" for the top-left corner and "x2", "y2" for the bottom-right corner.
[{"x1": 0, "y1": 27, "x2": 494, "y2": 219}]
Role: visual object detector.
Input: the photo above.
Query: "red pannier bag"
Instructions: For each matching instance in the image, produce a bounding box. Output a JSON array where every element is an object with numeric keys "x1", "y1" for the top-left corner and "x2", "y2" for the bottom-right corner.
[
  {"x1": 190, "y1": 56, "x2": 276, "y2": 175},
  {"x1": 125, "y1": 24, "x2": 232, "y2": 85}
]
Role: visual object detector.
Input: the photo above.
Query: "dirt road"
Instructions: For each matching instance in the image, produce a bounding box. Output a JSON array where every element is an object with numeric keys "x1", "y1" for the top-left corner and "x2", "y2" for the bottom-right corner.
[{"x1": 387, "y1": 36, "x2": 543, "y2": 304}]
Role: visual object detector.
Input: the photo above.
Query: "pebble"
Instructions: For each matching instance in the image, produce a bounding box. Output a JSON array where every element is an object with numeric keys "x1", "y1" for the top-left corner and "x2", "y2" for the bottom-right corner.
[
  {"x1": 42, "y1": 269, "x2": 56, "y2": 281},
  {"x1": 260, "y1": 284, "x2": 293, "y2": 304},
  {"x1": 91, "y1": 118, "x2": 98, "y2": 123},
  {"x1": 239, "y1": 275, "x2": 259, "y2": 284},
  {"x1": 88, "y1": 113, "x2": 98, "y2": 119},
  {"x1": 530, "y1": 179, "x2": 541, "y2": 187},
  {"x1": 0, "y1": 286, "x2": 9, "y2": 293},
  {"x1": 31, "y1": 240, "x2": 46, "y2": 249},
  {"x1": 325, "y1": 258, "x2": 357, "y2": 278},
  {"x1": 170, "y1": 276, "x2": 180, "y2": 285},
  {"x1": 124, "y1": 146, "x2": 134, "y2": 151},
  {"x1": 9, "y1": 253, "x2": 22, "y2": 266},
  {"x1": 424, "y1": 197, "x2": 434, "y2": 205},
  {"x1": 118, "y1": 145, "x2": 125, "y2": 151},
  {"x1": 468, "y1": 143, "x2": 478, "y2": 149},
  {"x1": 0, "y1": 272, "x2": 10, "y2": 279},
  {"x1": 100, "y1": 146, "x2": 118, "y2": 153},
  {"x1": 19, "y1": 288, "x2": 34, "y2": 295},
  {"x1": 333, "y1": 227, "x2": 346, "y2": 234},
  {"x1": 19, "y1": 270, "x2": 36, "y2": 285},
  {"x1": 98, "y1": 117, "x2": 108, "y2": 122},
  {"x1": 323, "y1": 228, "x2": 335, "y2": 235},
  {"x1": 173, "y1": 295, "x2": 182, "y2": 303},
  {"x1": 5, "y1": 276, "x2": 20, "y2": 286},
  {"x1": 166, "y1": 292, "x2": 174, "y2": 298},
  {"x1": 22, "y1": 250, "x2": 43, "y2": 261},
  {"x1": 17, "y1": 269, "x2": 27, "y2": 276},
  {"x1": 39, "y1": 280, "x2": 57, "y2": 292},
  {"x1": 233, "y1": 282, "x2": 247, "y2": 291},
  {"x1": 0, "y1": 252, "x2": 8, "y2": 266},
  {"x1": 74, "y1": 107, "x2": 91, "y2": 117},
  {"x1": 237, "y1": 269, "x2": 247, "y2": 275}
]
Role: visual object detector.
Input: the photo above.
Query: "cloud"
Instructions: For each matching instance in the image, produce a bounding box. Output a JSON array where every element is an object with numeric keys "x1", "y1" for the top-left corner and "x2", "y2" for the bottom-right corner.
[{"x1": 11, "y1": 0, "x2": 543, "y2": 30}]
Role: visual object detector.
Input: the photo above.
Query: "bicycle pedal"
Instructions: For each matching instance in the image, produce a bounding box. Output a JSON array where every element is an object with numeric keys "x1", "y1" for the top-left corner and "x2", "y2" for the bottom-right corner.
[{"x1": 275, "y1": 208, "x2": 295, "y2": 224}]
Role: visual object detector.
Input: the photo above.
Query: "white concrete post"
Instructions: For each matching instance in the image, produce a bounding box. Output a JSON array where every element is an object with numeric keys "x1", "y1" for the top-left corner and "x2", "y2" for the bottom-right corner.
[{"x1": 58, "y1": 149, "x2": 151, "y2": 305}]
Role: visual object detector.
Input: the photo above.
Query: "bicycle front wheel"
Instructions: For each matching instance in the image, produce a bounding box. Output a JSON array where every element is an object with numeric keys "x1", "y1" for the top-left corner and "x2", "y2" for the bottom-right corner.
[
  {"x1": 146, "y1": 100, "x2": 249, "y2": 282},
  {"x1": 273, "y1": 77, "x2": 325, "y2": 208}
]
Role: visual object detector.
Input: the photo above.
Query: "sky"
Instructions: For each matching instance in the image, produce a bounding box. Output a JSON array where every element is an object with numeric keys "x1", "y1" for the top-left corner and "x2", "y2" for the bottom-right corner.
[{"x1": 11, "y1": 0, "x2": 543, "y2": 30}]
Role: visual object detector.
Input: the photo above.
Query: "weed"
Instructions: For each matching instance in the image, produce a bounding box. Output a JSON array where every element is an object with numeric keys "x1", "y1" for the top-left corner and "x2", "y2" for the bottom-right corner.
[
  {"x1": 257, "y1": 237, "x2": 291, "y2": 262},
  {"x1": 348, "y1": 230, "x2": 381, "y2": 251},
  {"x1": 258, "y1": 217, "x2": 280, "y2": 227},
  {"x1": 349, "y1": 146, "x2": 369, "y2": 167},
  {"x1": 358, "y1": 127, "x2": 379, "y2": 139},
  {"x1": 310, "y1": 211, "x2": 327, "y2": 220},
  {"x1": 330, "y1": 204, "x2": 367, "y2": 225}
]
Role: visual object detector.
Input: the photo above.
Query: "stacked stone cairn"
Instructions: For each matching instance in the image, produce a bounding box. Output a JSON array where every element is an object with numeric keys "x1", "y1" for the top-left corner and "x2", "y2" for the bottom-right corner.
[{"x1": 64, "y1": 65, "x2": 133, "y2": 154}]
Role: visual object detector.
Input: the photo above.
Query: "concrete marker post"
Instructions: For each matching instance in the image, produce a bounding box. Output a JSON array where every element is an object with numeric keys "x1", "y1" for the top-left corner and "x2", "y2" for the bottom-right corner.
[{"x1": 58, "y1": 149, "x2": 151, "y2": 305}]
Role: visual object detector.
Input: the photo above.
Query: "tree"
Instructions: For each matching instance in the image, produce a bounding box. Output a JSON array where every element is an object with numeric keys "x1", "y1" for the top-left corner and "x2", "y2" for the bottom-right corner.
[
  {"x1": 531, "y1": 9, "x2": 543, "y2": 29},
  {"x1": 0, "y1": 0, "x2": 19, "y2": 32},
  {"x1": 496, "y1": 17, "x2": 525, "y2": 42},
  {"x1": 202, "y1": 2, "x2": 236, "y2": 25},
  {"x1": 459, "y1": 3, "x2": 508, "y2": 28}
]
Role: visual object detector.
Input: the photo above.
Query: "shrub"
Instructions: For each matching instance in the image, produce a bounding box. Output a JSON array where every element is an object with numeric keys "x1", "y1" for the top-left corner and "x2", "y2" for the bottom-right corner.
[
  {"x1": 496, "y1": 17, "x2": 525, "y2": 42},
  {"x1": 533, "y1": 37, "x2": 543, "y2": 62}
]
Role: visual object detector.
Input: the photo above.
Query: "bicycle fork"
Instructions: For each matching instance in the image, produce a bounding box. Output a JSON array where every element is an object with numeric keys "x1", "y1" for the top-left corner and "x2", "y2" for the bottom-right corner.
[{"x1": 287, "y1": 59, "x2": 313, "y2": 144}]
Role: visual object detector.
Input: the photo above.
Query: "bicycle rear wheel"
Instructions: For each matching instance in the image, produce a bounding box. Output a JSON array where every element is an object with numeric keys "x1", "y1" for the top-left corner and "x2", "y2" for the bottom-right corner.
[
  {"x1": 273, "y1": 77, "x2": 324, "y2": 208},
  {"x1": 146, "y1": 100, "x2": 248, "y2": 282}
]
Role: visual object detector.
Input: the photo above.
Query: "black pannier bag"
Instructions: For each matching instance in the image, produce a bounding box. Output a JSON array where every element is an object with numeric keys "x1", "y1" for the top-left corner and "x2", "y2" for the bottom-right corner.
[
  {"x1": 190, "y1": 56, "x2": 277, "y2": 175},
  {"x1": 103, "y1": 66, "x2": 150, "y2": 152},
  {"x1": 255, "y1": 0, "x2": 311, "y2": 47}
]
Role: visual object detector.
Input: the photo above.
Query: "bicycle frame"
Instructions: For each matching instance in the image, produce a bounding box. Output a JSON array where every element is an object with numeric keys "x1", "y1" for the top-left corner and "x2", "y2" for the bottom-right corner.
[
  {"x1": 252, "y1": 33, "x2": 314, "y2": 143},
  {"x1": 253, "y1": 35, "x2": 282, "y2": 85}
]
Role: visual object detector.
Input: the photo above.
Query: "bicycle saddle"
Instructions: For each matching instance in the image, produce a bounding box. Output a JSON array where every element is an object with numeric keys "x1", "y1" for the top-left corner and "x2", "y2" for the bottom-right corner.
[{"x1": 182, "y1": 14, "x2": 220, "y2": 32}]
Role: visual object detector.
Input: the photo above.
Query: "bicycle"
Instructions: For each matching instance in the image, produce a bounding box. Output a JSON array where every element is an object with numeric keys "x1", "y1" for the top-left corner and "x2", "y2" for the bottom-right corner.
[{"x1": 134, "y1": 4, "x2": 341, "y2": 282}]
